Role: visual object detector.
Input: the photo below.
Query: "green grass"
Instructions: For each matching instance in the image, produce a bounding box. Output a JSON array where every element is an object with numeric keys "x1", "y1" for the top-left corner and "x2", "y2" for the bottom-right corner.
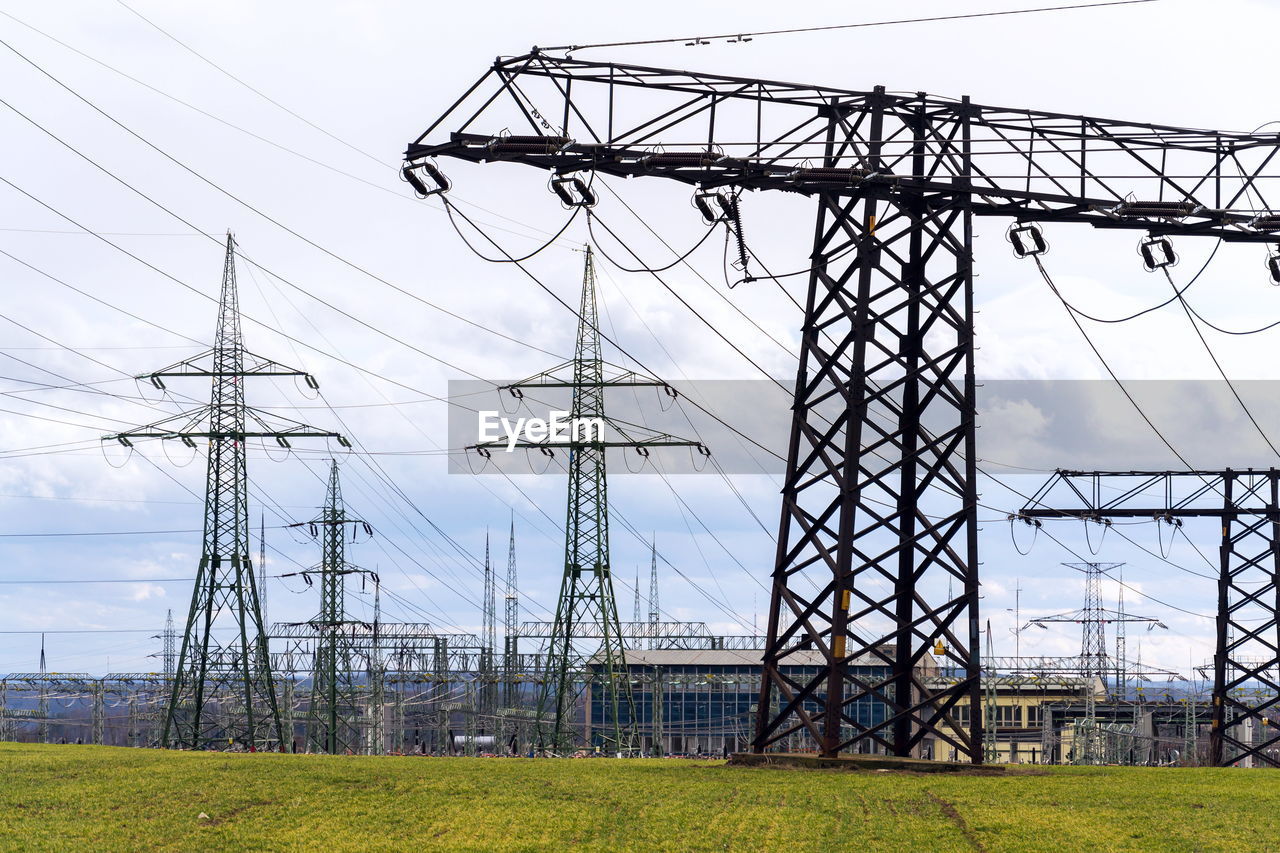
[{"x1": 0, "y1": 743, "x2": 1275, "y2": 852}]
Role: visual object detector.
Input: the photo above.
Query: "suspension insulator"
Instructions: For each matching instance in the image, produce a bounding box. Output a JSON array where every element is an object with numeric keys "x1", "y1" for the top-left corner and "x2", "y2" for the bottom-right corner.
[
  {"x1": 693, "y1": 190, "x2": 728, "y2": 224},
  {"x1": 550, "y1": 176, "x2": 597, "y2": 208},
  {"x1": 402, "y1": 160, "x2": 450, "y2": 197},
  {"x1": 1139, "y1": 235, "x2": 1177, "y2": 271},
  {"x1": 1268, "y1": 251, "x2": 1280, "y2": 286},
  {"x1": 1007, "y1": 222, "x2": 1048, "y2": 258}
]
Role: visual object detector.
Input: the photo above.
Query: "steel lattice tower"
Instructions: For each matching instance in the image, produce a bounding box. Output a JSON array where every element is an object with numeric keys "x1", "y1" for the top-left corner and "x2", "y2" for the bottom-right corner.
[
  {"x1": 108, "y1": 233, "x2": 344, "y2": 750},
  {"x1": 1029, "y1": 561, "x2": 1163, "y2": 764},
  {"x1": 407, "y1": 52, "x2": 1280, "y2": 761},
  {"x1": 544, "y1": 246, "x2": 626, "y2": 750},
  {"x1": 647, "y1": 538, "x2": 659, "y2": 651},
  {"x1": 481, "y1": 529, "x2": 498, "y2": 721},
  {"x1": 258, "y1": 513, "x2": 268, "y2": 627},
  {"x1": 1029, "y1": 563, "x2": 1162, "y2": 684},
  {"x1": 502, "y1": 516, "x2": 519, "y2": 708},
  {"x1": 474, "y1": 247, "x2": 701, "y2": 751},
  {"x1": 305, "y1": 461, "x2": 366, "y2": 755},
  {"x1": 162, "y1": 609, "x2": 176, "y2": 685}
]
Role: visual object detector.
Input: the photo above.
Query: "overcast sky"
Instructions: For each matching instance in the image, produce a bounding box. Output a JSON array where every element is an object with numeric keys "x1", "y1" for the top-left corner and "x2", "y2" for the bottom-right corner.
[{"x1": 2, "y1": 0, "x2": 1278, "y2": 682}]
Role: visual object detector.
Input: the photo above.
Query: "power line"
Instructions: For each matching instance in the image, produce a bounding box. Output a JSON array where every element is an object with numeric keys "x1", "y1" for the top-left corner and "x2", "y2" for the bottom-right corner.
[
  {"x1": 1161, "y1": 267, "x2": 1280, "y2": 460},
  {"x1": 441, "y1": 198, "x2": 784, "y2": 462},
  {"x1": 0, "y1": 37, "x2": 568, "y2": 365},
  {"x1": 112, "y1": 0, "x2": 386, "y2": 168},
  {"x1": 0, "y1": 578, "x2": 195, "y2": 584},
  {"x1": 1035, "y1": 256, "x2": 1200, "y2": 472},
  {"x1": 0, "y1": 529, "x2": 202, "y2": 538},
  {"x1": 544, "y1": 0, "x2": 1160, "y2": 52}
]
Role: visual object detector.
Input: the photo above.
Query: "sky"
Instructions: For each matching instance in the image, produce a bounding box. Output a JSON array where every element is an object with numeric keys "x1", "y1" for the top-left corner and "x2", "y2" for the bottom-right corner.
[{"x1": 1, "y1": 0, "x2": 1278, "y2": 682}]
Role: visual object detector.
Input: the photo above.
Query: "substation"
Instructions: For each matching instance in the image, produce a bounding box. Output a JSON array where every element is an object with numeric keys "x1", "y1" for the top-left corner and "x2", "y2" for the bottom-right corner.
[{"x1": 6, "y1": 46, "x2": 1280, "y2": 769}]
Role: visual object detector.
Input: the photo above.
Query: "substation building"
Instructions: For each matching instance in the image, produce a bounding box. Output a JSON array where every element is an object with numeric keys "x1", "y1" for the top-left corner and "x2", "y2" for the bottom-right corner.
[{"x1": 587, "y1": 648, "x2": 899, "y2": 757}]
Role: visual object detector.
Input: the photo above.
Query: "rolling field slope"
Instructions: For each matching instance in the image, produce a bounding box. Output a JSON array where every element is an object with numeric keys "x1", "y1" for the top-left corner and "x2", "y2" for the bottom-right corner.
[{"x1": 0, "y1": 743, "x2": 1275, "y2": 851}]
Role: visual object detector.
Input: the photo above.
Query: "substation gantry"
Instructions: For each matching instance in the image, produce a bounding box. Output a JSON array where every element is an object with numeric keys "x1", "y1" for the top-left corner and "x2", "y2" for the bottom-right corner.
[
  {"x1": 403, "y1": 52, "x2": 1280, "y2": 763},
  {"x1": 1020, "y1": 470, "x2": 1280, "y2": 767}
]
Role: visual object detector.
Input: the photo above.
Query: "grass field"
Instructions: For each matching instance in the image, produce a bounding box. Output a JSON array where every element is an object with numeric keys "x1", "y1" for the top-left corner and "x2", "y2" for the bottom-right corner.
[{"x1": 1, "y1": 743, "x2": 1276, "y2": 852}]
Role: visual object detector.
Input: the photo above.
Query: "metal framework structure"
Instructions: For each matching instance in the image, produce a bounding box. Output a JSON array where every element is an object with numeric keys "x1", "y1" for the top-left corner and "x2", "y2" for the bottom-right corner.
[
  {"x1": 647, "y1": 537, "x2": 660, "y2": 651},
  {"x1": 405, "y1": 51, "x2": 1280, "y2": 761},
  {"x1": 502, "y1": 518, "x2": 520, "y2": 709},
  {"x1": 515, "y1": 620, "x2": 765, "y2": 650},
  {"x1": 473, "y1": 246, "x2": 701, "y2": 751},
  {"x1": 107, "y1": 234, "x2": 344, "y2": 751},
  {"x1": 293, "y1": 461, "x2": 371, "y2": 754},
  {"x1": 1020, "y1": 469, "x2": 1280, "y2": 766},
  {"x1": 481, "y1": 530, "x2": 498, "y2": 721}
]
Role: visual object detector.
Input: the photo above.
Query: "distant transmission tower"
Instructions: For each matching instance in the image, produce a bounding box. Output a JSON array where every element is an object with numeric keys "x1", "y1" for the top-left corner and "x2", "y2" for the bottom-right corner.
[
  {"x1": 300, "y1": 461, "x2": 370, "y2": 755},
  {"x1": 476, "y1": 246, "x2": 703, "y2": 751},
  {"x1": 258, "y1": 512, "x2": 268, "y2": 626},
  {"x1": 108, "y1": 233, "x2": 345, "y2": 751},
  {"x1": 38, "y1": 634, "x2": 47, "y2": 744},
  {"x1": 1031, "y1": 562, "x2": 1166, "y2": 763},
  {"x1": 648, "y1": 537, "x2": 659, "y2": 651},
  {"x1": 502, "y1": 516, "x2": 519, "y2": 708},
  {"x1": 633, "y1": 568, "x2": 642, "y2": 624},
  {"x1": 162, "y1": 609, "x2": 176, "y2": 684},
  {"x1": 481, "y1": 529, "x2": 498, "y2": 721}
]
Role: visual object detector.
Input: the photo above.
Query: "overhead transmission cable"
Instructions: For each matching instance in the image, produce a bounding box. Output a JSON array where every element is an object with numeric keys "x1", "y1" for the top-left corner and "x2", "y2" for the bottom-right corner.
[
  {"x1": 0, "y1": 41, "x2": 569, "y2": 364},
  {"x1": 0, "y1": 8, "x2": 571, "y2": 247},
  {"x1": 441, "y1": 198, "x2": 783, "y2": 462},
  {"x1": 1035, "y1": 256, "x2": 1201, "y2": 472},
  {"x1": 1159, "y1": 267, "x2": 1280, "y2": 461},
  {"x1": 543, "y1": 0, "x2": 1160, "y2": 52}
]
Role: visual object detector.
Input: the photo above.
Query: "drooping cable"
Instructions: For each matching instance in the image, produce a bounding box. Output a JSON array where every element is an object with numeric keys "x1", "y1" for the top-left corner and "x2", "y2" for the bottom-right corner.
[{"x1": 1159, "y1": 267, "x2": 1280, "y2": 461}]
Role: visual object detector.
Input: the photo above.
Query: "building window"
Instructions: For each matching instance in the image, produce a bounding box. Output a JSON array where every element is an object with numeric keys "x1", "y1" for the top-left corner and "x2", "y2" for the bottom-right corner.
[
  {"x1": 994, "y1": 705, "x2": 1022, "y2": 727},
  {"x1": 951, "y1": 704, "x2": 970, "y2": 727},
  {"x1": 1026, "y1": 705, "x2": 1042, "y2": 728}
]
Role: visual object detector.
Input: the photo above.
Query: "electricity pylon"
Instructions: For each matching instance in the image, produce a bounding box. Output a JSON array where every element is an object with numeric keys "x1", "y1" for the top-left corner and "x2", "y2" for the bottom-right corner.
[
  {"x1": 481, "y1": 530, "x2": 498, "y2": 722},
  {"x1": 258, "y1": 513, "x2": 268, "y2": 626},
  {"x1": 475, "y1": 246, "x2": 704, "y2": 752},
  {"x1": 502, "y1": 516, "x2": 519, "y2": 708},
  {"x1": 299, "y1": 461, "x2": 370, "y2": 754},
  {"x1": 162, "y1": 610, "x2": 176, "y2": 684},
  {"x1": 1030, "y1": 562, "x2": 1165, "y2": 764},
  {"x1": 633, "y1": 568, "x2": 642, "y2": 624},
  {"x1": 647, "y1": 537, "x2": 659, "y2": 651},
  {"x1": 108, "y1": 233, "x2": 346, "y2": 751}
]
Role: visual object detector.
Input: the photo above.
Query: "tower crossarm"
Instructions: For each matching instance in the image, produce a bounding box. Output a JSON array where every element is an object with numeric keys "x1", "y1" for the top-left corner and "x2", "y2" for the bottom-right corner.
[
  {"x1": 408, "y1": 53, "x2": 1280, "y2": 242},
  {"x1": 141, "y1": 349, "x2": 317, "y2": 387}
]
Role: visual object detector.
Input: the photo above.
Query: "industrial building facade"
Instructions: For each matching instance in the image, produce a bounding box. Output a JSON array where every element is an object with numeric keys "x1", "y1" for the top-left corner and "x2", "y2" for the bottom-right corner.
[{"x1": 587, "y1": 649, "x2": 893, "y2": 756}]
